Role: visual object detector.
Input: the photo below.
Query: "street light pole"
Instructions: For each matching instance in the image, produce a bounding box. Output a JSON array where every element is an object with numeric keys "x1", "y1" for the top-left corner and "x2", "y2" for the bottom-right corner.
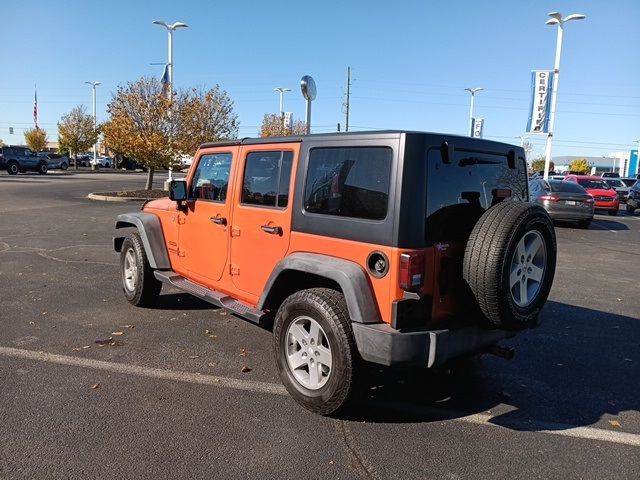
[
  {"x1": 542, "y1": 11, "x2": 585, "y2": 180},
  {"x1": 84, "y1": 81, "x2": 101, "y2": 169},
  {"x1": 464, "y1": 87, "x2": 483, "y2": 137},
  {"x1": 153, "y1": 20, "x2": 188, "y2": 181},
  {"x1": 273, "y1": 87, "x2": 291, "y2": 114}
]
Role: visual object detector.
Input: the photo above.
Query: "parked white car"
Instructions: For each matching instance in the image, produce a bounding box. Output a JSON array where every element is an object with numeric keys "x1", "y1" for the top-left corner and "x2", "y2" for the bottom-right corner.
[{"x1": 90, "y1": 157, "x2": 113, "y2": 168}]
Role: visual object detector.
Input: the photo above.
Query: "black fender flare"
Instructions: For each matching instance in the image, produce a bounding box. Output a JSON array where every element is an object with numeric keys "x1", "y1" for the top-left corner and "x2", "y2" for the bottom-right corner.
[
  {"x1": 257, "y1": 252, "x2": 381, "y2": 324},
  {"x1": 114, "y1": 212, "x2": 171, "y2": 270}
]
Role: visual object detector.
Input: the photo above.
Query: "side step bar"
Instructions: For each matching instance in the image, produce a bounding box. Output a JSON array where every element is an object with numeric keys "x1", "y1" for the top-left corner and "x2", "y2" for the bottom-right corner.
[{"x1": 154, "y1": 271, "x2": 267, "y2": 325}]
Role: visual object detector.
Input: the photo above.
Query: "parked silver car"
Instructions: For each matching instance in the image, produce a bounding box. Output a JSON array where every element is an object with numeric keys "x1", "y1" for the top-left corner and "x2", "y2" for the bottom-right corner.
[
  {"x1": 37, "y1": 152, "x2": 69, "y2": 171},
  {"x1": 529, "y1": 179, "x2": 594, "y2": 228}
]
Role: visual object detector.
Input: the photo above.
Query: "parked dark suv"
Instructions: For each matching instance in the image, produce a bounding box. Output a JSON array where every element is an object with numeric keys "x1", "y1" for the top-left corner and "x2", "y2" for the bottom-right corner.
[{"x1": 0, "y1": 145, "x2": 49, "y2": 174}]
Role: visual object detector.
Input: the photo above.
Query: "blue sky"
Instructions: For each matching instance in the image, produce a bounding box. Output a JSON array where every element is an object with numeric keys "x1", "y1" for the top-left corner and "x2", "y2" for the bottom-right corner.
[{"x1": 1, "y1": 0, "x2": 638, "y2": 159}]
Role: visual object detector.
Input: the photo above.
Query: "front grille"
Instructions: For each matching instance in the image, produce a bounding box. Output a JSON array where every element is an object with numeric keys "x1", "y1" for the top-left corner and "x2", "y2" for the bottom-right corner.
[{"x1": 594, "y1": 196, "x2": 614, "y2": 202}]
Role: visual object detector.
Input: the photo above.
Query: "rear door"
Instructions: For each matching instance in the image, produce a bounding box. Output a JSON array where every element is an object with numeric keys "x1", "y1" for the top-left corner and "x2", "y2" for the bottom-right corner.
[
  {"x1": 229, "y1": 143, "x2": 299, "y2": 299},
  {"x1": 180, "y1": 148, "x2": 239, "y2": 285}
]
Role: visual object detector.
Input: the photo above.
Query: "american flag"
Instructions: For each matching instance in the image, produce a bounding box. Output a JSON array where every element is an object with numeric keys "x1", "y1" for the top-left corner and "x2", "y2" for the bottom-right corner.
[{"x1": 33, "y1": 85, "x2": 38, "y2": 129}]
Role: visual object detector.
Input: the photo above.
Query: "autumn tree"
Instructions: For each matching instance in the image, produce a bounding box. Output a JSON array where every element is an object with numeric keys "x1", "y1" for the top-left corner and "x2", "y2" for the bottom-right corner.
[
  {"x1": 0, "y1": 138, "x2": 5, "y2": 147},
  {"x1": 260, "y1": 113, "x2": 307, "y2": 137},
  {"x1": 103, "y1": 77, "x2": 239, "y2": 190},
  {"x1": 24, "y1": 128, "x2": 48, "y2": 152},
  {"x1": 569, "y1": 158, "x2": 591, "y2": 174},
  {"x1": 58, "y1": 106, "x2": 100, "y2": 170},
  {"x1": 530, "y1": 158, "x2": 554, "y2": 174},
  {"x1": 175, "y1": 86, "x2": 239, "y2": 155}
]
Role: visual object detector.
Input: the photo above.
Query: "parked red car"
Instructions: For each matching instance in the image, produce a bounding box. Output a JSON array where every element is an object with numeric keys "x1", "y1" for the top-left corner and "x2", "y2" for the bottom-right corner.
[{"x1": 563, "y1": 175, "x2": 619, "y2": 216}]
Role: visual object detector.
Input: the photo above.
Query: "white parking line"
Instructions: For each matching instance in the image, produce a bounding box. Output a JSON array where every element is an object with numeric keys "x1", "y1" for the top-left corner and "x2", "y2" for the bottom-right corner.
[{"x1": 2, "y1": 346, "x2": 639, "y2": 447}]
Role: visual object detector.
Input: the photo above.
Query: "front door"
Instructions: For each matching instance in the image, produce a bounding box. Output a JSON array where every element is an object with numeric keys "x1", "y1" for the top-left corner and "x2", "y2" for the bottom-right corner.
[
  {"x1": 181, "y1": 148, "x2": 238, "y2": 285},
  {"x1": 229, "y1": 144, "x2": 299, "y2": 299}
]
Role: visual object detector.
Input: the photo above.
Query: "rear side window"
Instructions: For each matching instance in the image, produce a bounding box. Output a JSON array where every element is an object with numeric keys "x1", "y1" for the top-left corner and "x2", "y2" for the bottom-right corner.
[
  {"x1": 241, "y1": 151, "x2": 293, "y2": 208},
  {"x1": 425, "y1": 149, "x2": 528, "y2": 242},
  {"x1": 190, "y1": 153, "x2": 233, "y2": 202},
  {"x1": 305, "y1": 147, "x2": 392, "y2": 220}
]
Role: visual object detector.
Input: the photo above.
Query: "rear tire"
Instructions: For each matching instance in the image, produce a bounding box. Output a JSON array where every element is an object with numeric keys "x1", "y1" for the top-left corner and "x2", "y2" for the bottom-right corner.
[
  {"x1": 463, "y1": 202, "x2": 556, "y2": 330},
  {"x1": 37, "y1": 162, "x2": 48, "y2": 175},
  {"x1": 273, "y1": 288, "x2": 360, "y2": 415},
  {"x1": 120, "y1": 232, "x2": 162, "y2": 307},
  {"x1": 7, "y1": 161, "x2": 19, "y2": 175}
]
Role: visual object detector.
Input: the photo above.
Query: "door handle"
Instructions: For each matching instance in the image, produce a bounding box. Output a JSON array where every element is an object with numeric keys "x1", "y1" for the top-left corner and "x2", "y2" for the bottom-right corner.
[
  {"x1": 261, "y1": 225, "x2": 283, "y2": 236},
  {"x1": 210, "y1": 216, "x2": 227, "y2": 226}
]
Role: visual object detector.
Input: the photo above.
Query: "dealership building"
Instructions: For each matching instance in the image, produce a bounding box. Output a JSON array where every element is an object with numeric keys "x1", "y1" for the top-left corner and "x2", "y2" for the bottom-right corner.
[{"x1": 552, "y1": 150, "x2": 639, "y2": 176}]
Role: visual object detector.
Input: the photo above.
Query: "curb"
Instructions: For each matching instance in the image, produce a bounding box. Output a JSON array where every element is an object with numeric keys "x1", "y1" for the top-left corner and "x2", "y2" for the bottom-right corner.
[{"x1": 88, "y1": 193, "x2": 150, "y2": 202}]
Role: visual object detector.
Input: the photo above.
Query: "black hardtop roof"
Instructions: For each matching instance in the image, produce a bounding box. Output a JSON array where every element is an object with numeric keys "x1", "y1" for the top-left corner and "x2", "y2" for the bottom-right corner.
[{"x1": 198, "y1": 130, "x2": 523, "y2": 153}]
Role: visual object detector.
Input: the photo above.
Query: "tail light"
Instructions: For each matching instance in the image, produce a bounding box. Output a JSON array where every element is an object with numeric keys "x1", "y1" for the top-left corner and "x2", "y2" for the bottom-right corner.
[
  {"x1": 539, "y1": 194, "x2": 559, "y2": 202},
  {"x1": 399, "y1": 252, "x2": 425, "y2": 291}
]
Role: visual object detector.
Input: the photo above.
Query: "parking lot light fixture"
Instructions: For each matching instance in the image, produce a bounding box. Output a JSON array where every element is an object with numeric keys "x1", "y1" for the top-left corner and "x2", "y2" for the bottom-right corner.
[
  {"x1": 542, "y1": 11, "x2": 586, "y2": 180},
  {"x1": 273, "y1": 87, "x2": 291, "y2": 115},
  {"x1": 153, "y1": 20, "x2": 188, "y2": 181},
  {"x1": 464, "y1": 87, "x2": 483, "y2": 137},
  {"x1": 84, "y1": 81, "x2": 101, "y2": 168}
]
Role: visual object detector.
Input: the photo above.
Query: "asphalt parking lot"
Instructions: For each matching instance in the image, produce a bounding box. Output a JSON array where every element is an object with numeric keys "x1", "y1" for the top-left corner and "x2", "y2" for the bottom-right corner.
[{"x1": 1, "y1": 171, "x2": 639, "y2": 479}]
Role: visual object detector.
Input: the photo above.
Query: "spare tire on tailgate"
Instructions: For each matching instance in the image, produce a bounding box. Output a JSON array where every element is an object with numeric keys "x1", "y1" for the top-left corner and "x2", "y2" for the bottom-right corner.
[{"x1": 463, "y1": 201, "x2": 556, "y2": 329}]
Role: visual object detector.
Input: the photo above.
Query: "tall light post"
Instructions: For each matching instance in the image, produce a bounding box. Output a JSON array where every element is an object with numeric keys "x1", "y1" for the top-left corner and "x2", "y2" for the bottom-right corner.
[
  {"x1": 464, "y1": 87, "x2": 483, "y2": 137},
  {"x1": 542, "y1": 11, "x2": 586, "y2": 180},
  {"x1": 153, "y1": 20, "x2": 188, "y2": 181},
  {"x1": 273, "y1": 87, "x2": 291, "y2": 114},
  {"x1": 84, "y1": 81, "x2": 101, "y2": 169}
]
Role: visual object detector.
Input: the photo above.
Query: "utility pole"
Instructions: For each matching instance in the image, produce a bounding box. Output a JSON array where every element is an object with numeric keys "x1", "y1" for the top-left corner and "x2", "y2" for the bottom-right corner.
[{"x1": 345, "y1": 66, "x2": 351, "y2": 132}]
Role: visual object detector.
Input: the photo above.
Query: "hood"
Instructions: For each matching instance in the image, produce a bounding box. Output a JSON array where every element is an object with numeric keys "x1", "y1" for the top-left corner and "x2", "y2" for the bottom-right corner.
[{"x1": 585, "y1": 188, "x2": 616, "y2": 197}]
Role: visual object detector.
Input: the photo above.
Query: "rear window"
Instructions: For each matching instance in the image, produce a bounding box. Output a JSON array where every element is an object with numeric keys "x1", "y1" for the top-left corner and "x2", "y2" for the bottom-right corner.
[
  {"x1": 304, "y1": 147, "x2": 392, "y2": 220},
  {"x1": 549, "y1": 181, "x2": 587, "y2": 193},
  {"x1": 577, "y1": 179, "x2": 611, "y2": 190},
  {"x1": 425, "y1": 148, "x2": 527, "y2": 242}
]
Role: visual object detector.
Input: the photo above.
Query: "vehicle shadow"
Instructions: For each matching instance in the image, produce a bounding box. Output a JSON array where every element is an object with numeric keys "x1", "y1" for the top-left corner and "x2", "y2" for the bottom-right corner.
[
  {"x1": 152, "y1": 292, "x2": 218, "y2": 311},
  {"x1": 346, "y1": 301, "x2": 640, "y2": 432},
  {"x1": 590, "y1": 219, "x2": 630, "y2": 230}
]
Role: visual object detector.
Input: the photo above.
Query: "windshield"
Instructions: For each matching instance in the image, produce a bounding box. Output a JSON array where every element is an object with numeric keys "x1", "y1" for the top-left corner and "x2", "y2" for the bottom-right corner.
[
  {"x1": 577, "y1": 179, "x2": 611, "y2": 190},
  {"x1": 605, "y1": 179, "x2": 625, "y2": 188}
]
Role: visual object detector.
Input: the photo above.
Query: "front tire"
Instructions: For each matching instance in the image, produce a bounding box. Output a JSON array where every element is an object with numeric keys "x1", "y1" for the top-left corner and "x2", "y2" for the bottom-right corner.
[
  {"x1": 608, "y1": 209, "x2": 618, "y2": 216},
  {"x1": 578, "y1": 219, "x2": 591, "y2": 229},
  {"x1": 120, "y1": 232, "x2": 162, "y2": 307},
  {"x1": 61, "y1": 162, "x2": 69, "y2": 171},
  {"x1": 273, "y1": 288, "x2": 359, "y2": 415}
]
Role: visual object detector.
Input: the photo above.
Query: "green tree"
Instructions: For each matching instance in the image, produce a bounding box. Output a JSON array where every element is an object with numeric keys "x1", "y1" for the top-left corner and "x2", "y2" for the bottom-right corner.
[
  {"x1": 58, "y1": 106, "x2": 100, "y2": 170},
  {"x1": 103, "y1": 77, "x2": 238, "y2": 189},
  {"x1": 24, "y1": 128, "x2": 48, "y2": 152},
  {"x1": 260, "y1": 113, "x2": 307, "y2": 137},
  {"x1": 569, "y1": 158, "x2": 591, "y2": 174}
]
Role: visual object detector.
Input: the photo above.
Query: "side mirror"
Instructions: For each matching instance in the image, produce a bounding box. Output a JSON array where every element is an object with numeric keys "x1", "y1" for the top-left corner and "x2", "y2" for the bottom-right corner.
[{"x1": 169, "y1": 180, "x2": 187, "y2": 202}]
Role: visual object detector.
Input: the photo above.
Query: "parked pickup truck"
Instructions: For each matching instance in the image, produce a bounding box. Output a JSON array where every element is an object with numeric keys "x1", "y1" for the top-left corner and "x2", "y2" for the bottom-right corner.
[{"x1": 114, "y1": 131, "x2": 557, "y2": 414}]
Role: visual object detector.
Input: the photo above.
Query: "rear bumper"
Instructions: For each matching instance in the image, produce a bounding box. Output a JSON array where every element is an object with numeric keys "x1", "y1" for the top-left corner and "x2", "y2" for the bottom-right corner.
[{"x1": 352, "y1": 321, "x2": 524, "y2": 368}]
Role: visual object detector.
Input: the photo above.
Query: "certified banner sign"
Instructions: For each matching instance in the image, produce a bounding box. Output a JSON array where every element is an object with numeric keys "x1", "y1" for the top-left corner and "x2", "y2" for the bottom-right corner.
[
  {"x1": 526, "y1": 70, "x2": 554, "y2": 134},
  {"x1": 472, "y1": 118, "x2": 484, "y2": 138}
]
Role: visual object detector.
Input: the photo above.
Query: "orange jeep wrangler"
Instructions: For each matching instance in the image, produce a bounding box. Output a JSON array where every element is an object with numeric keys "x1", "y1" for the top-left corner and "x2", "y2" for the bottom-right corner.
[{"x1": 114, "y1": 131, "x2": 556, "y2": 414}]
